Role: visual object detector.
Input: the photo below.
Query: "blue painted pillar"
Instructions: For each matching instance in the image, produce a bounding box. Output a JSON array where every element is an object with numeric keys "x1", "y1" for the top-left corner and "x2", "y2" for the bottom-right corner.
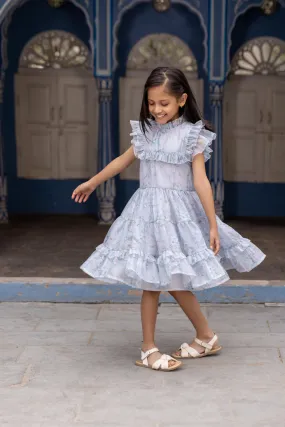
[
  {"x1": 208, "y1": 0, "x2": 226, "y2": 219},
  {"x1": 0, "y1": 71, "x2": 8, "y2": 223},
  {"x1": 96, "y1": 78, "x2": 116, "y2": 224},
  {"x1": 209, "y1": 83, "x2": 224, "y2": 220},
  {"x1": 95, "y1": 0, "x2": 115, "y2": 224}
]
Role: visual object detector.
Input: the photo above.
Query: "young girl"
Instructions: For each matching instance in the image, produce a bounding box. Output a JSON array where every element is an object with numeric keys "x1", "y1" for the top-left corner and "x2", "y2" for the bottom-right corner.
[{"x1": 72, "y1": 67, "x2": 266, "y2": 372}]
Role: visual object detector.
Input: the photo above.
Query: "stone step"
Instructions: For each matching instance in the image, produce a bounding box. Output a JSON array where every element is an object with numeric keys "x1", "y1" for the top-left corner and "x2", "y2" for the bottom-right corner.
[{"x1": 0, "y1": 278, "x2": 285, "y2": 303}]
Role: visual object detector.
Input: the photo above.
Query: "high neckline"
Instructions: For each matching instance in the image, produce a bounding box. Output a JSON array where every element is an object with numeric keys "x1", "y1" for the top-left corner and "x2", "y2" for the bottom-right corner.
[{"x1": 150, "y1": 115, "x2": 185, "y2": 131}]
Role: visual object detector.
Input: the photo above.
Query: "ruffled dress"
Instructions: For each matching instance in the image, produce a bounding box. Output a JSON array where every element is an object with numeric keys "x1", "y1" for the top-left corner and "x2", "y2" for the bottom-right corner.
[{"x1": 81, "y1": 117, "x2": 266, "y2": 291}]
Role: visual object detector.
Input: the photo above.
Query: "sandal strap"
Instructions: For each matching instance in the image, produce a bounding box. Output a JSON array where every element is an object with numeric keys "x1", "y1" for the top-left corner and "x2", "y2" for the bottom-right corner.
[
  {"x1": 152, "y1": 354, "x2": 174, "y2": 370},
  {"x1": 180, "y1": 343, "x2": 200, "y2": 358},
  {"x1": 195, "y1": 334, "x2": 218, "y2": 352},
  {"x1": 141, "y1": 347, "x2": 159, "y2": 365}
]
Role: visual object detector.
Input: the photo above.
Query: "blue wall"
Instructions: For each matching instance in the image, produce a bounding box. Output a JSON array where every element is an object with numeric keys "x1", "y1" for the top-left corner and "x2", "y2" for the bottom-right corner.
[
  {"x1": 230, "y1": 3, "x2": 285, "y2": 60},
  {"x1": 113, "y1": 2, "x2": 209, "y2": 214},
  {"x1": 3, "y1": 0, "x2": 98, "y2": 215},
  {"x1": 224, "y1": 4, "x2": 285, "y2": 218},
  {"x1": 2, "y1": 0, "x2": 285, "y2": 217}
]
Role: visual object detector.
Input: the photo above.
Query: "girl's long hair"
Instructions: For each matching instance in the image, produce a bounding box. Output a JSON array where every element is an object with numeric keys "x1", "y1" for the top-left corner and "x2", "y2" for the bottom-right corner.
[{"x1": 139, "y1": 66, "x2": 212, "y2": 134}]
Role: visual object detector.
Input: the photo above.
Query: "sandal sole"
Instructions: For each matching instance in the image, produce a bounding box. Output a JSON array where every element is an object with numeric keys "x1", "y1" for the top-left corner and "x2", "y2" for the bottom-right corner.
[
  {"x1": 171, "y1": 346, "x2": 222, "y2": 359},
  {"x1": 135, "y1": 360, "x2": 182, "y2": 371}
]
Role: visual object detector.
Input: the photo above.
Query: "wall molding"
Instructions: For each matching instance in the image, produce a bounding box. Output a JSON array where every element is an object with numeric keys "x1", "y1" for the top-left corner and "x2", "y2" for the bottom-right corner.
[
  {"x1": 227, "y1": 0, "x2": 285, "y2": 76},
  {"x1": 209, "y1": 0, "x2": 226, "y2": 81},
  {"x1": 113, "y1": 0, "x2": 209, "y2": 72},
  {"x1": 0, "y1": 0, "x2": 94, "y2": 71},
  {"x1": 96, "y1": 0, "x2": 111, "y2": 76}
]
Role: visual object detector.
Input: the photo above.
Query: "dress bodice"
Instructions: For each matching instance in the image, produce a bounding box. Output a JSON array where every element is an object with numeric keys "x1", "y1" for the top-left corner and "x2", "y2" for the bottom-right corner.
[{"x1": 130, "y1": 117, "x2": 216, "y2": 191}]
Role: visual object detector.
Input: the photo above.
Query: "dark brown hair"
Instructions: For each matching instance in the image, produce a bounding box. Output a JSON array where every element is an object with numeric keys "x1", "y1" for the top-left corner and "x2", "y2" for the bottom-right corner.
[{"x1": 139, "y1": 66, "x2": 212, "y2": 133}]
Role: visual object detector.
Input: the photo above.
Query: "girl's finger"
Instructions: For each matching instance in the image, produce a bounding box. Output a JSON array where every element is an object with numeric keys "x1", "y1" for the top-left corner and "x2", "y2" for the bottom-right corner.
[
  {"x1": 214, "y1": 240, "x2": 220, "y2": 255},
  {"x1": 79, "y1": 194, "x2": 85, "y2": 203},
  {"x1": 83, "y1": 194, "x2": 89, "y2": 203}
]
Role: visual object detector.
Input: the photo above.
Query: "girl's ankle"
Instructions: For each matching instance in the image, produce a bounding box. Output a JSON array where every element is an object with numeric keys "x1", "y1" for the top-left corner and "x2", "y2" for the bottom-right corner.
[
  {"x1": 141, "y1": 343, "x2": 157, "y2": 352},
  {"x1": 196, "y1": 331, "x2": 215, "y2": 341}
]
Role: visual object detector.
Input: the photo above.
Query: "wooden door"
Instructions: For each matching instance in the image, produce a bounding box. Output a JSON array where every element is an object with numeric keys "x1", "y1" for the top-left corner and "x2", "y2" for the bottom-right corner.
[
  {"x1": 188, "y1": 78, "x2": 204, "y2": 112},
  {"x1": 57, "y1": 76, "x2": 97, "y2": 178},
  {"x1": 264, "y1": 78, "x2": 285, "y2": 182},
  {"x1": 119, "y1": 77, "x2": 145, "y2": 180},
  {"x1": 15, "y1": 74, "x2": 57, "y2": 178},
  {"x1": 223, "y1": 78, "x2": 266, "y2": 182}
]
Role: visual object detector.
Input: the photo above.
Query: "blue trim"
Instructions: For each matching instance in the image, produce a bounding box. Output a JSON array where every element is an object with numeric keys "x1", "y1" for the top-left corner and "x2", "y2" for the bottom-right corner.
[
  {"x1": 0, "y1": 280, "x2": 285, "y2": 303},
  {"x1": 207, "y1": 0, "x2": 211, "y2": 74},
  {"x1": 96, "y1": 0, "x2": 111, "y2": 76},
  {"x1": 224, "y1": 0, "x2": 228, "y2": 80}
]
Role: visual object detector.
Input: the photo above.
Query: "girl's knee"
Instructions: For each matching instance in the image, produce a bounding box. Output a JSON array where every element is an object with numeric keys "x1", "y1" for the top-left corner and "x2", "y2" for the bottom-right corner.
[
  {"x1": 169, "y1": 290, "x2": 194, "y2": 298},
  {"x1": 168, "y1": 290, "x2": 178, "y2": 297},
  {"x1": 143, "y1": 290, "x2": 160, "y2": 297}
]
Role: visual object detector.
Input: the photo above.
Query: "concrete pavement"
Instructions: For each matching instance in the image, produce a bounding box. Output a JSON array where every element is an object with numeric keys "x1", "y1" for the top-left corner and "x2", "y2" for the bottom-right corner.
[{"x1": 0, "y1": 302, "x2": 285, "y2": 426}]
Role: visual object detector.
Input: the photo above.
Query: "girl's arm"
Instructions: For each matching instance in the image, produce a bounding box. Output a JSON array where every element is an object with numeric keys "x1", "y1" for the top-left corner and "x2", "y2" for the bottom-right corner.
[
  {"x1": 72, "y1": 147, "x2": 136, "y2": 203},
  {"x1": 192, "y1": 153, "x2": 220, "y2": 254},
  {"x1": 89, "y1": 146, "x2": 136, "y2": 189}
]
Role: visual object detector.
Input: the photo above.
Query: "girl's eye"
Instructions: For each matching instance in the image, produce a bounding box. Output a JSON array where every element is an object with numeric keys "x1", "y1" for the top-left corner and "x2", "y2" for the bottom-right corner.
[{"x1": 161, "y1": 104, "x2": 169, "y2": 107}]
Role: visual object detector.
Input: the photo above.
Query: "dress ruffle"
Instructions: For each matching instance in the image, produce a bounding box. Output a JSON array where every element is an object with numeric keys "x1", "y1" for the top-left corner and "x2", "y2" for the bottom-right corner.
[
  {"x1": 130, "y1": 120, "x2": 216, "y2": 164},
  {"x1": 81, "y1": 244, "x2": 230, "y2": 290},
  {"x1": 81, "y1": 188, "x2": 265, "y2": 291},
  {"x1": 187, "y1": 120, "x2": 216, "y2": 162}
]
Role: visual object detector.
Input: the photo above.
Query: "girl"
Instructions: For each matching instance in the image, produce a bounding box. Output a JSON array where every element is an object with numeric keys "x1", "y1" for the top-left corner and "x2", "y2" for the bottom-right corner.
[{"x1": 72, "y1": 67, "x2": 266, "y2": 372}]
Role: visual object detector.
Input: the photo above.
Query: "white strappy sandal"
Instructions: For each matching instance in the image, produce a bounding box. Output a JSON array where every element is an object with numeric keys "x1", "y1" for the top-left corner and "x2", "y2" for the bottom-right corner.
[
  {"x1": 135, "y1": 347, "x2": 182, "y2": 371},
  {"x1": 172, "y1": 334, "x2": 222, "y2": 359}
]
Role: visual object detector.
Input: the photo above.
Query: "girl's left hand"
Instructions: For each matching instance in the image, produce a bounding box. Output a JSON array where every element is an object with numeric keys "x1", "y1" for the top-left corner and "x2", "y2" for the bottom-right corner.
[{"x1": 210, "y1": 227, "x2": 220, "y2": 255}]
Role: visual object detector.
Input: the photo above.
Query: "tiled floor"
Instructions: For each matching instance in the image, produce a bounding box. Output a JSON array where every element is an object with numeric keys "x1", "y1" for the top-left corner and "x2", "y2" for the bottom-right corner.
[{"x1": 0, "y1": 215, "x2": 284, "y2": 280}]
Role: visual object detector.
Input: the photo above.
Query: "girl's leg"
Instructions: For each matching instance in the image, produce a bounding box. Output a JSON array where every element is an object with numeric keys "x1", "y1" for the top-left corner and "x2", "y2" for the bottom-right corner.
[
  {"x1": 168, "y1": 290, "x2": 218, "y2": 355},
  {"x1": 141, "y1": 290, "x2": 176, "y2": 366}
]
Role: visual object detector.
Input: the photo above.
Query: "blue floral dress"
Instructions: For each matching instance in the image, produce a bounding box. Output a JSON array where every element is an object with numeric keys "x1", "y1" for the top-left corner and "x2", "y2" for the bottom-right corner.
[{"x1": 81, "y1": 117, "x2": 265, "y2": 291}]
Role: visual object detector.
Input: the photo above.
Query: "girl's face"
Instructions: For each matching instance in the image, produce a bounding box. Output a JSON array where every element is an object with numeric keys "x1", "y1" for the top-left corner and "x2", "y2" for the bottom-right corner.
[{"x1": 147, "y1": 85, "x2": 187, "y2": 124}]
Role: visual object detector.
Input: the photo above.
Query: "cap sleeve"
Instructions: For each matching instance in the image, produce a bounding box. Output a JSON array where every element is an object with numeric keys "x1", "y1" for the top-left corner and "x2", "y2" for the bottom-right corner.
[
  {"x1": 186, "y1": 120, "x2": 216, "y2": 162},
  {"x1": 130, "y1": 120, "x2": 147, "y2": 159}
]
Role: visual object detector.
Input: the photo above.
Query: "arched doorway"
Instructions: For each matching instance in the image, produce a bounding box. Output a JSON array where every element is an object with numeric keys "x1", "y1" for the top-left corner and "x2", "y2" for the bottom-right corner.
[
  {"x1": 119, "y1": 33, "x2": 203, "y2": 180},
  {"x1": 2, "y1": 0, "x2": 98, "y2": 215},
  {"x1": 112, "y1": 1, "x2": 206, "y2": 214},
  {"x1": 223, "y1": 36, "x2": 285, "y2": 216},
  {"x1": 15, "y1": 30, "x2": 96, "y2": 181}
]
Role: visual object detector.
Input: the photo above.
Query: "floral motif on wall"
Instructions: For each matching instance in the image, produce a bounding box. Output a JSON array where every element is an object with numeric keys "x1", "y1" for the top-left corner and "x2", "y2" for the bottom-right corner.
[
  {"x1": 20, "y1": 30, "x2": 90, "y2": 69},
  {"x1": 127, "y1": 33, "x2": 198, "y2": 73},
  {"x1": 231, "y1": 37, "x2": 285, "y2": 75}
]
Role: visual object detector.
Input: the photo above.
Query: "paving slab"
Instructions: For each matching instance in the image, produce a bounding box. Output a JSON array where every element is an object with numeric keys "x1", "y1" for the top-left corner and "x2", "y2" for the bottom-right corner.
[{"x1": 0, "y1": 302, "x2": 285, "y2": 426}]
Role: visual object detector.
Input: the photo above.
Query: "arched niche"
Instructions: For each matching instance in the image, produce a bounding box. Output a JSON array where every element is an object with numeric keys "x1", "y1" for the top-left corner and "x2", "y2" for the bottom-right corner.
[
  {"x1": 223, "y1": 36, "x2": 285, "y2": 187},
  {"x1": 15, "y1": 30, "x2": 97, "y2": 182}
]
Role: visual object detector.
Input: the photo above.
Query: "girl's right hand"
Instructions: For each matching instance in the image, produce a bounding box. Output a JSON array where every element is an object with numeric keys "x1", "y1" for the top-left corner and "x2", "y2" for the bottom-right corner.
[{"x1": 72, "y1": 180, "x2": 95, "y2": 203}]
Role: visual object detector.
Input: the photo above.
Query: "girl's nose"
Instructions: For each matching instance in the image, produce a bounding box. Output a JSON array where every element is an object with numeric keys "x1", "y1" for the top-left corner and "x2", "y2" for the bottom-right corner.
[{"x1": 153, "y1": 105, "x2": 162, "y2": 114}]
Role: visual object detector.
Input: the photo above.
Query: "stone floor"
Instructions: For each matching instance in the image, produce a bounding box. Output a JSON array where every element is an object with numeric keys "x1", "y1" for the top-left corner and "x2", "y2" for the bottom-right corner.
[
  {"x1": 0, "y1": 302, "x2": 285, "y2": 426},
  {"x1": 0, "y1": 215, "x2": 284, "y2": 280}
]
